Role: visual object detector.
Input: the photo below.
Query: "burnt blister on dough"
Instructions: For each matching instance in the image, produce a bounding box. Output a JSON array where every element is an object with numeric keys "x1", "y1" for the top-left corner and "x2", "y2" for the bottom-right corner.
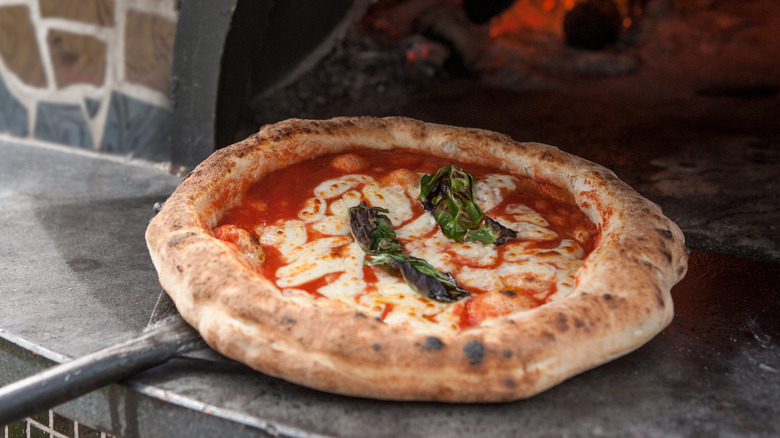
[
  {"x1": 421, "y1": 336, "x2": 445, "y2": 351},
  {"x1": 463, "y1": 340, "x2": 486, "y2": 365}
]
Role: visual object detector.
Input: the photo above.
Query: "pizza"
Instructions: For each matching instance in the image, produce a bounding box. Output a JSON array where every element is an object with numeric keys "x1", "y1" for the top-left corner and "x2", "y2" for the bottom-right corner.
[{"x1": 145, "y1": 117, "x2": 688, "y2": 402}]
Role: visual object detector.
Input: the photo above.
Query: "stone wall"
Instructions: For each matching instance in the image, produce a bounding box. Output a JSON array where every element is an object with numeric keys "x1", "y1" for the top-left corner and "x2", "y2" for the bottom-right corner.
[{"x1": 0, "y1": 0, "x2": 178, "y2": 162}]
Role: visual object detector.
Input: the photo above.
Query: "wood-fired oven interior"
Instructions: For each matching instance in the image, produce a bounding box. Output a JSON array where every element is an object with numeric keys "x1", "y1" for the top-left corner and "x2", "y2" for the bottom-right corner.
[{"x1": 205, "y1": 0, "x2": 779, "y2": 263}]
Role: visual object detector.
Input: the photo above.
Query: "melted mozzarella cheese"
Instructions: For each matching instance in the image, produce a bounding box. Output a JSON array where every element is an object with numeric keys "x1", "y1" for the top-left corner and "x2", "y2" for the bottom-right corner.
[
  {"x1": 505, "y1": 220, "x2": 559, "y2": 241},
  {"x1": 261, "y1": 220, "x2": 307, "y2": 260},
  {"x1": 362, "y1": 182, "x2": 413, "y2": 225},
  {"x1": 314, "y1": 175, "x2": 373, "y2": 199},
  {"x1": 328, "y1": 190, "x2": 362, "y2": 216},
  {"x1": 275, "y1": 236, "x2": 350, "y2": 287},
  {"x1": 475, "y1": 174, "x2": 517, "y2": 212},
  {"x1": 359, "y1": 272, "x2": 459, "y2": 334},
  {"x1": 403, "y1": 230, "x2": 455, "y2": 273},
  {"x1": 311, "y1": 215, "x2": 351, "y2": 236},
  {"x1": 395, "y1": 212, "x2": 436, "y2": 239},
  {"x1": 298, "y1": 197, "x2": 327, "y2": 222},
  {"x1": 457, "y1": 266, "x2": 505, "y2": 291},
  {"x1": 448, "y1": 241, "x2": 498, "y2": 267},
  {"x1": 317, "y1": 242, "x2": 366, "y2": 302},
  {"x1": 506, "y1": 203, "x2": 549, "y2": 226},
  {"x1": 498, "y1": 261, "x2": 557, "y2": 292}
]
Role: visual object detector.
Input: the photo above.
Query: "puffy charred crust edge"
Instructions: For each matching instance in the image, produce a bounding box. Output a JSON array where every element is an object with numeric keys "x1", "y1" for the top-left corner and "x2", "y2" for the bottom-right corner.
[{"x1": 145, "y1": 116, "x2": 688, "y2": 403}]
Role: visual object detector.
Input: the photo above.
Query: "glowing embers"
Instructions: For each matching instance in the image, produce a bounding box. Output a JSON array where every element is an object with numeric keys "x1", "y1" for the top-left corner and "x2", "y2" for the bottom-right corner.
[
  {"x1": 489, "y1": 0, "x2": 578, "y2": 37},
  {"x1": 489, "y1": 0, "x2": 632, "y2": 40}
]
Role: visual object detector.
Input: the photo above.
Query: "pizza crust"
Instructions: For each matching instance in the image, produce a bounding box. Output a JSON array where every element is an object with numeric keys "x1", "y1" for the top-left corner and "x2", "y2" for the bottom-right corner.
[{"x1": 146, "y1": 117, "x2": 688, "y2": 402}]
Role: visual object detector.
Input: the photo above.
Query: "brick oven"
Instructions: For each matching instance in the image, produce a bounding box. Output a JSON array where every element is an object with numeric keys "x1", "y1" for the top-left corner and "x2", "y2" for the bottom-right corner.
[
  {"x1": 0, "y1": 0, "x2": 176, "y2": 162},
  {"x1": 0, "y1": 0, "x2": 372, "y2": 167}
]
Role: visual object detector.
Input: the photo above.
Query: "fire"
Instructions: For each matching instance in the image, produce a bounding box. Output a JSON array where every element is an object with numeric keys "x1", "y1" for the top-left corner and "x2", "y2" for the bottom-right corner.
[
  {"x1": 489, "y1": 0, "x2": 630, "y2": 38},
  {"x1": 489, "y1": 0, "x2": 578, "y2": 37}
]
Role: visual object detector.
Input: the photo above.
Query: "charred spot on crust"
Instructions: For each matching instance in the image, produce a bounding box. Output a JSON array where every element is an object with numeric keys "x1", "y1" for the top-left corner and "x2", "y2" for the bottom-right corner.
[
  {"x1": 281, "y1": 316, "x2": 295, "y2": 324},
  {"x1": 659, "y1": 228, "x2": 673, "y2": 239},
  {"x1": 422, "y1": 337, "x2": 445, "y2": 351},
  {"x1": 556, "y1": 313, "x2": 569, "y2": 332},
  {"x1": 314, "y1": 120, "x2": 344, "y2": 136},
  {"x1": 575, "y1": 314, "x2": 593, "y2": 332},
  {"x1": 463, "y1": 340, "x2": 486, "y2": 365},
  {"x1": 229, "y1": 142, "x2": 255, "y2": 158},
  {"x1": 499, "y1": 290, "x2": 516, "y2": 297},
  {"x1": 355, "y1": 312, "x2": 368, "y2": 318},
  {"x1": 270, "y1": 128, "x2": 297, "y2": 142},
  {"x1": 409, "y1": 125, "x2": 427, "y2": 140},
  {"x1": 660, "y1": 248, "x2": 673, "y2": 263},
  {"x1": 503, "y1": 349, "x2": 512, "y2": 358},
  {"x1": 540, "y1": 151, "x2": 559, "y2": 163},
  {"x1": 604, "y1": 293, "x2": 623, "y2": 309},
  {"x1": 372, "y1": 343, "x2": 381, "y2": 351},
  {"x1": 504, "y1": 378, "x2": 517, "y2": 388}
]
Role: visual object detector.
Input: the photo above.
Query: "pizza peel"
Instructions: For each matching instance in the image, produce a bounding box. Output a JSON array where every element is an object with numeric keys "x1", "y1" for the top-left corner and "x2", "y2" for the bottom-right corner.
[{"x1": 0, "y1": 290, "x2": 219, "y2": 426}]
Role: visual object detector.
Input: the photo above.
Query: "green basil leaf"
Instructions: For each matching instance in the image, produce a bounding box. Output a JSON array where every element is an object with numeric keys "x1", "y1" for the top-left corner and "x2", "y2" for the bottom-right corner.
[
  {"x1": 420, "y1": 165, "x2": 517, "y2": 245},
  {"x1": 464, "y1": 217, "x2": 518, "y2": 245},
  {"x1": 368, "y1": 253, "x2": 470, "y2": 303},
  {"x1": 348, "y1": 201, "x2": 469, "y2": 303},
  {"x1": 348, "y1": 202, "x2": 404, "y2": 254}
]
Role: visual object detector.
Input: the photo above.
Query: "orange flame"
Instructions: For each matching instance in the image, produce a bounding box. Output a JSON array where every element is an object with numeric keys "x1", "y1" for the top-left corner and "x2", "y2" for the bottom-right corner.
[{"x1": 489, "y1": 0, "x2": 628, "y2": 38}]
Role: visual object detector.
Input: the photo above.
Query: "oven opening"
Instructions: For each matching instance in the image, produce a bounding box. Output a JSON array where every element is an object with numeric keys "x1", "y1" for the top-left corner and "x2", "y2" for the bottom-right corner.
[
  {"x1": 209, "y1": 0, "x2": 653, "y2": 156},
  {"x1": 166, "y1": 0, "x2": 777, "y2": 174}
]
